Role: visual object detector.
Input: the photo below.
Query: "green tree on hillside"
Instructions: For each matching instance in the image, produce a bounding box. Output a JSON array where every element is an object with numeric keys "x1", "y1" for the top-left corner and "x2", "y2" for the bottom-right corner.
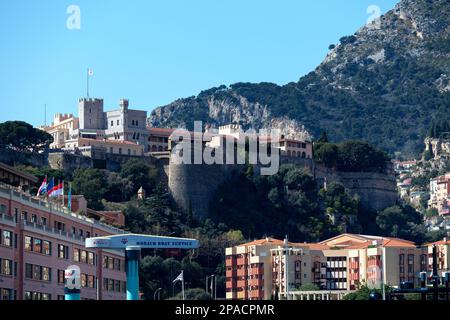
[
  {"x1": 0, "y1": 121, "x2": 53, "y2": 152},
  {"x1": 72, "y1": 168, "x2": 107, "y2": 210}
]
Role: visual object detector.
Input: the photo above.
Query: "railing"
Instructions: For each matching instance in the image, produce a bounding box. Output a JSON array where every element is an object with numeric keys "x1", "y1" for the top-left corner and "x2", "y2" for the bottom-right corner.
[{"x1": 0, "y1": 183, "x2": 124, "y2": 234}]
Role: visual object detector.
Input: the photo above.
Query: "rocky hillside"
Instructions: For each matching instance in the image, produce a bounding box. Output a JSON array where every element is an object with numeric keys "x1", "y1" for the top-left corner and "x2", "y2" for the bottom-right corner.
[{"x1": 149, "y1": 0, "x2": 450, "y2": 157}]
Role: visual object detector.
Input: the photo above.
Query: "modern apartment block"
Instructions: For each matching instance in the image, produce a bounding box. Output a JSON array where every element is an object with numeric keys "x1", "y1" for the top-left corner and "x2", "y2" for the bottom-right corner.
[
  {"x1": 0, "y1": 164, "x2": 126, "y2": 300},
  {"x1": 225, "y1": 234, "x2": 429, "y2": 300}
]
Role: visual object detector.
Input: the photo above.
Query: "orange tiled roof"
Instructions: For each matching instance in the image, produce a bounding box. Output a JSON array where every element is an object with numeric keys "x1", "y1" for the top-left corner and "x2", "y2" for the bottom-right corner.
[
  {"x1": 424, "y1": 239, "x2": 450, "y2": 246},
  {"x1": 293, "y1": 243, "x2": 331, "y2": 250},
  {"x1": 239, "y1": 238, "x2": 285, "y2": 247},
  {"x1": 79, "y1": 138, "x2": 140, "y2": 146}
]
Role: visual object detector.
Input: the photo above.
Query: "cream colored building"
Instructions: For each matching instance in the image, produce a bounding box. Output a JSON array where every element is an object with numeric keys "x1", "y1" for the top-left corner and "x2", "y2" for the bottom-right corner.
[
  {"x1": 429, "y1": 173, "x2": 450, "y2": 215},
  {"x1": 40, "y1": 113, "x2": 79, "y2": 149},
  {"x1": 64, "y1": 137, "x2": 144, "y2": 156}
]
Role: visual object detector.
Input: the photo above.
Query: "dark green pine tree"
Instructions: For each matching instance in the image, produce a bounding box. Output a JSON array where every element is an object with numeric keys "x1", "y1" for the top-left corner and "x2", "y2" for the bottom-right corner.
[{"x1": 318, "y1": 131, "x2": 329, "y2": 143}]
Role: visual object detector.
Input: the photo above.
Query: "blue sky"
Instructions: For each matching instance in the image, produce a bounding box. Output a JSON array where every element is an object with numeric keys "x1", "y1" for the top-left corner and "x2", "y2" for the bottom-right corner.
[{"x1": 0, "y1": 0, "x2": 399, "y2": 126}]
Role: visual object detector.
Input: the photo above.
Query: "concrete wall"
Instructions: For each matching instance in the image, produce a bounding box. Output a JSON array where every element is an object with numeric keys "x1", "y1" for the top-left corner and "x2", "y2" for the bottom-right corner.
[
  {"x1": 0, "y1": 148, "x2": 47, "y2": 168},
  {"x1": 314, "y1": 164, "x2": 398, "y2": 212}
]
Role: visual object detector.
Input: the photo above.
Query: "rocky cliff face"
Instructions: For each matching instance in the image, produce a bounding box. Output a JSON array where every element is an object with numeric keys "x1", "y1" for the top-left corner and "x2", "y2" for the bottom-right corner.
[{"x1": 149, "y1": 0, "x2": 449, "y2": 156}]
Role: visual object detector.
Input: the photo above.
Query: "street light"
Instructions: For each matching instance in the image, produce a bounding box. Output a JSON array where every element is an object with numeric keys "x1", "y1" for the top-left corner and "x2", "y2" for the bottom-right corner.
[
  {"x1": 154, "y1": 288, "x2": 162, "y2": 300},
  {"x1": 206, "y1": 275, "x2": 216, "y2": 300}
]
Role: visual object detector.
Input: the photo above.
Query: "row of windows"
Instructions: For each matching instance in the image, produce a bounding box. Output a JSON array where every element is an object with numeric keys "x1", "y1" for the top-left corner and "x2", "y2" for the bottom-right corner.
[
  {"x1": 73, "y1": 248, "x2": 96, "y2": 265},
  {"x1": 0, "y1": 288, "x2": 16, "y2": 300},
  {"x1": 24, "y1": 236, "x2": 52, "y2": 255},
  {"x1": 25, "y1": 263, "x2": 52, "y2": 282},
  {"x1": 24, "y1": 291, "x2": 51, "y2": 300},
  {"x1": 110, "y1": 147, "x2": 138, "y2": 156},
  {"x1": 110, "y1": 119, "x2": 140, "y2": 127},
  {"x1": 102, "y1": 256, "x2": 124, "y2": 271},
  {"x1": 103, "y1": 278, "x2": 126, "y2": 293}
]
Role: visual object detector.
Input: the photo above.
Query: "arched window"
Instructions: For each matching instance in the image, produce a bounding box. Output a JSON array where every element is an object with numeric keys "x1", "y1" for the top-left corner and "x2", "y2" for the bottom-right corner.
[
  {"x1": 287, "y1": 150, "x2": 291, "y2": 157},
  {"x1": 302, "y1": 152, "x2": 306, "y2": 158},
  {"x1": 158, "y1": 146, "x2": 163, "y2": 152}
]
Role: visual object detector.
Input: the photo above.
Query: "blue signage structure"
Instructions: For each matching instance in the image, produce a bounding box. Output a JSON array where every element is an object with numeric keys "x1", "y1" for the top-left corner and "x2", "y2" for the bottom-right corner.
[{"x1": 86, "y1": 234, "x2": 199, "y2": 300}]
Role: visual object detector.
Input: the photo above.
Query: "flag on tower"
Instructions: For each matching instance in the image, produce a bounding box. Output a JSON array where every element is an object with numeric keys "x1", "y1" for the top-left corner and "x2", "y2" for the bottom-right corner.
[{"x1": 88, "y1": 68, "x2": 94, "y2": 76}]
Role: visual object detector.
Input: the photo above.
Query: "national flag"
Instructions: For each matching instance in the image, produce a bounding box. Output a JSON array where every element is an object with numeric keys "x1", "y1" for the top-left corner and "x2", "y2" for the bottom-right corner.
[
  {"x1": 173, "y1": 271, "x2": 184, "y2": 283},
  {"x1": 51, "y1": 180, "x2": 64, "y2": 197},
  {"x1": 88, "y1": 68, "x2": 94, "y2": 76},
  {"x1": 46, "y1": 178, "x2": 55, "y2": 197},
  {"x1": 36, "y1": 176, "x2": 47, "y2": 196}
]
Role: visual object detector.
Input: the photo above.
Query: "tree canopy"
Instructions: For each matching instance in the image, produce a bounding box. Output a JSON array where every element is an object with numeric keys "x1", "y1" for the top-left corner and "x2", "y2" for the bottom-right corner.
[{"x1": 0, "y1": 121, "x2": 53, "y2": 152}]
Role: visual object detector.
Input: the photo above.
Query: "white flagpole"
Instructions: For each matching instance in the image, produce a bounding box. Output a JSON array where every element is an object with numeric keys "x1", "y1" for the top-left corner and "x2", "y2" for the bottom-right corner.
[
  {"x1": 182, "y1": 271, "x2": 185, "y2": 301},
  {"x1": 87, "y1": 68, "x2": 89, "y2": 98}
]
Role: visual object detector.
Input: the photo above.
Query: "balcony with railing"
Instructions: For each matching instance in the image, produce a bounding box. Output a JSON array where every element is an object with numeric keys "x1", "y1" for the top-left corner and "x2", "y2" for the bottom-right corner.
[{"x1": 248, "y1": 278, "x2": 264, "y2": 287}]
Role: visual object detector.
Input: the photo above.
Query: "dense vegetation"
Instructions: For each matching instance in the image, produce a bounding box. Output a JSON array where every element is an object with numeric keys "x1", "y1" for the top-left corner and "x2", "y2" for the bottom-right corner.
[
  {"x1": 314, "y1": 140, "x2": 390, "y2": 172},
  {"x1": 0, "y1": 121, "x2": 53, "y2": 152}
]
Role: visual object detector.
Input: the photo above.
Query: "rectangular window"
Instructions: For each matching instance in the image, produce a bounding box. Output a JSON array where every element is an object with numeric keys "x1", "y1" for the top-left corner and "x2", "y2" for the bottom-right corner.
[
  {"x1": 103, "y1": 278, "x2": 109, "y2": 291},
  {"x1": 41, "y1": 217, "x2": 47, "y2": 226},
  {"x1": 73, "y1": 248, "x2": 80, "y2": 262},
  {"x1": 58, "y1": 270, "x2": 65, "y2": 284},
  {"x1": 0, "y1": 204, "x2": 6, "y2": 215},
  {"x1": 81, "y1": 274, "x2": 87, "y2": 288},
  {"x1": 88, "y1": 252, "x2": 95, "y2": 265},
  {"x1": 24, "y1": 236, "x2": 32, "y2": 251},
  {"x1": 25, "y1": 263, "x2": 33, "y2": 279},
  {"x1": 2, "y1": 230, "x2": 12, "y2": 247},
  {"x1": 88, "y1": 275, "x2": 95, "y2": 288},
  {"x1": 58, "y1": 244, "x2": 68, "y2": 259},
  {"x1": 21, "y1": 211, "x2": 28, "y2": 221},
  {"x1": 108, "y1": 257, "x2": 114, "y2": 269},
  {"x1": 33, "y1": 238, "x2": 42, "y2": 253},
  {"x1": 108, "y1": 279, "x2": 114, "y2": 292},
  {"x1": 1, "y1": 259, "x2": 12, "y2": 276},
  {"x1": 103, "y1": 256, "x2": 108, "y2": 268},
  {"x1": 43, "y1": 240, "x2": 51, "y2": 256},
  {"x1": 71, "y1": 227, "x2": 76, "y2": 235},
  {"x1": 31, "y1": 214, "x2": 37, "y2": 223},
  {"x1": 42, "y1": 267, "x2": 51, "y2": 281},
  {"x1": 33, "y1": 265, "x2": 42, "y2": 280},
  {"x1": 81, "y1": 250, "x2": 87, "y2": 263},
  {"x1": 2, "y1": 288, "x2": 12, "y2": 300},
  {"x1": 115, "y1": 280, "x2": 120, "y2": 292},
  {"x1": 114, "y1": 258, "x2": 121, "y2": 271}
]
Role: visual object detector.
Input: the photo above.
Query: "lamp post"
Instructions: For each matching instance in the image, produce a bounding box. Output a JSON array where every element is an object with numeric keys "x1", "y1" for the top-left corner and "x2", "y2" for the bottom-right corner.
[{"x1": 154, "y1": 288, "x2": 162, "y2": 300}]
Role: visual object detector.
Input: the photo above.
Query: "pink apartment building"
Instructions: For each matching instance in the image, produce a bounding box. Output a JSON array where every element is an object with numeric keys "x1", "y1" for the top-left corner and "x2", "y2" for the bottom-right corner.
[{"x1": 0, "y1": 164, "x2": 126, "y2": 300}]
